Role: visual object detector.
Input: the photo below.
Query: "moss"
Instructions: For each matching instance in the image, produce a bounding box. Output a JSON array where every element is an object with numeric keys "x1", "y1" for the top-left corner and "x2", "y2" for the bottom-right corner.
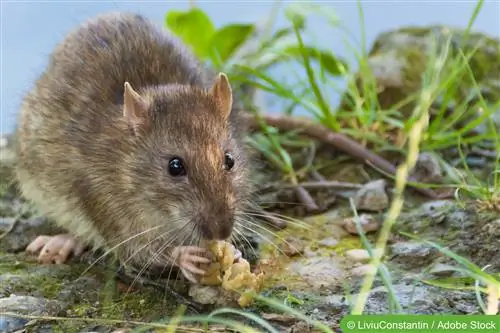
[{"x1": 332, "y1": 236, "x2": 364, "y2": 256}]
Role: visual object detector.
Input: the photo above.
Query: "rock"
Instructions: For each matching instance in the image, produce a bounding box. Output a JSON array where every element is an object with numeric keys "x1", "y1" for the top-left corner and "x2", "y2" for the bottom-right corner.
[
  {"x1": 420, "y1": 200, "x2": 455, "y2": 217},
  {"x1": 58, "y1": 276, "x2": 102, "y2": 304},
  {"x1": 261, "y1": 312, "x2": 299, "y2": 324},
  {"x1": 345, "y1": 249, "x2": 383, "y2": 263},
  {"x1": 429, "y1": 263, "x2": 457, "y2": 277},
  {"x1": 351, "y1": 264, "x2": 377, "y2": 277},
  {"x1": 317, "y1": 237, "x2": 338, "y2": 248},
  {"x1": 324, "y1": 294, "x2": 348, "y2": 308},
  {"x1": 188, "y1": 284, "x2": 220, "y2": 305},
  {"x1": 0, "y1": 295, "x2": 65, "y2": 316},
  {"x1": 481, "y1": 219, "x2": 500, "y2": 237},
  {"x1": 390, "y1": 241, "x2": 440, "y2": 269},
  {"x1": 353, "y1": 180, "x2": 389, "y2": 212},
  {"x1": 279, "y1": 236, "x2": 305, "y2": 257},
  {"x1": 342, "y1": 214, "x2": 380, "y2": 235},
  {"x1": 345, "y1": 249, "x2": 370, "y2": 262},
  {"x1": 410, "y1": 152, "x2": 443, "y2": 183},
  {"x1": 284, "y1": 321, "x2": 314, "y2": 333},
  {"x1": 288, "y1": 256, "x2": 346, "y2": 289},
  {"x1": 0, "y1": 216, "x2": 63, "y2": 253},
  {"x1": 362, "y1": 283, "x2": 480, "y2": 314},
  {"x1": 303, "y1": 247, "x2": 318, "y2": 258},
  {"x1": 0, "y1": 315, "x2": 29, "y2": 333},
  {"x1": 395, "y1": 199, "x2": 458, "y2": 233},
  {"x1": 340, "y1": 25, "x2": 500, "y2": 130}
]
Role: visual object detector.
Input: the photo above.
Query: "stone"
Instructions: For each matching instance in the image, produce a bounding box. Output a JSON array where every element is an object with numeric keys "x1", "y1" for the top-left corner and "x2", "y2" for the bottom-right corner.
[
  {"x1": 342, "y1": 214, "x2": 380, "y2": 235},
  {"x1": 429, "y1": 263, "x2": 457, "y2": 277},
  {"x1": 345, "y1": 249, "x2": 371, "y2": 262},
  {"x1": 317, "y1": 237, "x2": 338, "y2": 248},
  {"x1": 340, "y1": 25, "x2": 500, "y2": 130},
  {"x1": 288, "y1": 256, "x2": 346, "y2": 289},
  {"x1": 481, "y1": 219, "x2": 500, "y2": 237},
  {"x1": 390, "y1": 241, "x2": 440, "y2": 269},
  {"x1": 351, "y1": 264, "x2": 377, "y2": 277},
  {"x1": 410, "y1": 152, "x2": 443, "y2": 183},
  {"x1": 188, "y1": 285, "x2": 219, "y2": 305},
  {"x1": 279, "y1": 236, "x2": 305, "y2": 257},
  {"x1": 0, "y1": 295, "x2": 65, "y2": 316},
  {"x1": 58, "y1": 276, "x2": 102, "y2": 304},
  {"x1": 345, "y1": 249, "x2": 383, "y2": 263},
  {"x1": 362, "y1": 283, "x2": 480, "y2": 314},
  {"x1": 353, "y1": 180, "x2": 389, "y2": 212},
  {"x1": 0, "y1": 315, "x2": 29, "y2": 333},
  {"x1": 0, "y1": 216, "x2": 64, "y2": 253}
]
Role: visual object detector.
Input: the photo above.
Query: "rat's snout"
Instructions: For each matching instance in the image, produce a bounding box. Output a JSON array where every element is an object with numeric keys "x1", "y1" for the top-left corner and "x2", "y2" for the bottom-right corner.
[{"x1": 197, "y1": 213, "x2": 235, "y2": 241}]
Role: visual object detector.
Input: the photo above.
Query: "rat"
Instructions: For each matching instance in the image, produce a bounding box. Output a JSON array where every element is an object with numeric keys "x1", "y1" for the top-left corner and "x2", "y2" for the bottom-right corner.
[{"x1": 14, "y1": 12, "x2": 253, "y2": 283}]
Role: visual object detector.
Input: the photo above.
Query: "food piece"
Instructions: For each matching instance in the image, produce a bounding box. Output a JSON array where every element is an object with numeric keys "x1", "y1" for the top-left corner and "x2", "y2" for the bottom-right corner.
[{"x1": 199, "y1": 240, "x2": 264, "y2": 307}]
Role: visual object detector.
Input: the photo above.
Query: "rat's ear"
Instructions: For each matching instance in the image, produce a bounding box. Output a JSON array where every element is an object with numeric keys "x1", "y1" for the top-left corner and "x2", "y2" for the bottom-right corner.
[
  {"x1": 123, "y1": 82, "x2": 149, "y2": 135},
  {"x1": 210, "y1": 73, "x2": 232, "y2": 121}
]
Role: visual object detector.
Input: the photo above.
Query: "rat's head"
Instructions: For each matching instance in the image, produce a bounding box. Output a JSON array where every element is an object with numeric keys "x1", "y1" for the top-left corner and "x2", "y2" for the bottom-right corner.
[{"x1": 121, "y1": 73, "x2": 251, "y2": 251}]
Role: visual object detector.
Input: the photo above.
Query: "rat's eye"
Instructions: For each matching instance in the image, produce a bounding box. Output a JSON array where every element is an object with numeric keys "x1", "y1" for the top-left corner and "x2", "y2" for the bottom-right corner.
[
  {"x1": 168, "y1": 157, "x2": 186, "y2": 177},
  {"x1": 224, "y1": 153, "x2": 235, "y2": 171}
]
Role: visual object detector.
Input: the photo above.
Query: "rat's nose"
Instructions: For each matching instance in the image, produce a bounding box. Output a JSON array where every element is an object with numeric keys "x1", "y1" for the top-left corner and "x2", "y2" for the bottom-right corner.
[{"x1": 198, "y1": 216, "x2": 234, "y2": 240}]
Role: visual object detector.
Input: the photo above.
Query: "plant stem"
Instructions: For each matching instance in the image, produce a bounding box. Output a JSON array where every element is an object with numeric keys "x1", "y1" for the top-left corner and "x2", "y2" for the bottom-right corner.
[{"x1": 351, "y1": 38, "x2": 444, "y2": 311}]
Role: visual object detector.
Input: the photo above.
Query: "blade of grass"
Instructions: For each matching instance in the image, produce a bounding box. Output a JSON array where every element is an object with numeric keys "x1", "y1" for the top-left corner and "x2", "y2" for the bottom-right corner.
[
  {"x1": 207, "y1": 308, "x2": 280, "y2": 333},
  {"x1": 351, "y1": 36, "x2": 451, "y2": 315},
  {"x1": 289, "y1": 14, "x2": 337, "y2": 129},
  {"x1": 252, "y1": 294, "x2": 335, "y2": 333}
]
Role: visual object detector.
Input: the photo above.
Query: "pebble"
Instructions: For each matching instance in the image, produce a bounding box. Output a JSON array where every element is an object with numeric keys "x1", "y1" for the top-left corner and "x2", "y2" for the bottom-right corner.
[
  {"x1": 345, "y1": 249, "x2": 383, "y2": 263},
  {"x1": 0, "y1": 216, "x2": 60, "y2": 252},
  {"x1": 288, "y1": 256, "x2": 346, "y2": 289},
  {"x1": 58, "y1": 276, "x2": 102, "y2": 304},
  {"x1": 317, "y1": 237, "x2": 338, "y2": 247},
  {"x1": 342, "y1": 214, "x2": 380, "y2": 235},
  {"x1": 351, "y1": 264, "x2": 377, "y2": 276},
  {"x1": 429, "y1": 263, "x2": 456, "y2": 277},
  {"x1": 353, "y1": 179, "x2": 389, "y2": 212},
  {"x1": 188, "y1": 285, "x2": 220, "y2": 305},
  {"x1": 0, "y1": 295, "x2": 65, "y2": 316},
  {"x1": 280, "y1": 237, "x2": 305, "y2": 257},
  {"x1": 390, "y1": 241, "x2": 439, "y2": 269},
  {"x1": 410, "y1": 152, "x2": 443, "y2": 183},
  {"x1": 0, "y1": 315, "x2": 29, "y2": 333},
  {"x1": 419, "y1": 200, "x2": 455, "y2": 225},
  {"x1": 482, "y1": 219, "x2": 500, "y2": 237}
]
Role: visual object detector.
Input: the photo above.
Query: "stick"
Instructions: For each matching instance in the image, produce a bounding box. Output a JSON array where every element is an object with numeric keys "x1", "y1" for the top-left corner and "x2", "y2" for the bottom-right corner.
[{"x1": 243, "y1": 113, "x2": 454, "y2": 199}]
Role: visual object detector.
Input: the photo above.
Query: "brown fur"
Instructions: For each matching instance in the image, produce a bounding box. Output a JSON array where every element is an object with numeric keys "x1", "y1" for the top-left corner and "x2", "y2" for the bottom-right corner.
[{"x1": 14, "y1": 12, "x2": 253, "y2": 272}]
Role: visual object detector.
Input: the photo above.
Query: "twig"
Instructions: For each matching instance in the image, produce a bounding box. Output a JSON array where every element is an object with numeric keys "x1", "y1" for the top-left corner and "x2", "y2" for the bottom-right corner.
[
  {"x1": 279, "y1": 180, "x2": 362, "y2": 190},
  {"x1": 309, "y1": 170, "x2": 326, "y2": 182},
  {"x1": 0, "y1": 312, "x2": 205, "y2": 332},
  {"x1": 243, "y1": 113, "x2": 454, "y2": 199},
  {"x1": 294, "y1": 186, "x2": 320, "y2": 212}
]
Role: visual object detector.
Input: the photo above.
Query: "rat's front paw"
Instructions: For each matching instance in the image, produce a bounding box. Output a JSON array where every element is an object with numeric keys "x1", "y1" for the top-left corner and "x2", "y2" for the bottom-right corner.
[
  {"x1": 26, "y1": 233, "x2": 86, "y2": 264},
  {"x1": 171, "y1": 246, "x2": 212, "y2": 283}
]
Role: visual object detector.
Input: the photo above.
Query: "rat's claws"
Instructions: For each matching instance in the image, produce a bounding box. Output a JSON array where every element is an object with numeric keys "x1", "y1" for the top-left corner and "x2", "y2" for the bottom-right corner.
[
  {"x1": 26, "y1": 233, "x2": 86, "y2": 264},
  {"x1": 171, "y1": 246, "x2": 212, "y2": 283}
]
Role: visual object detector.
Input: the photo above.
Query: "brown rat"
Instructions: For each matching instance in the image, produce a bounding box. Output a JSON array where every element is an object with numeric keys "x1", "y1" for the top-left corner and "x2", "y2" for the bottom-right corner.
[{"x1": 14, "y1": 12, "x2": 253, "y2": 283}]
